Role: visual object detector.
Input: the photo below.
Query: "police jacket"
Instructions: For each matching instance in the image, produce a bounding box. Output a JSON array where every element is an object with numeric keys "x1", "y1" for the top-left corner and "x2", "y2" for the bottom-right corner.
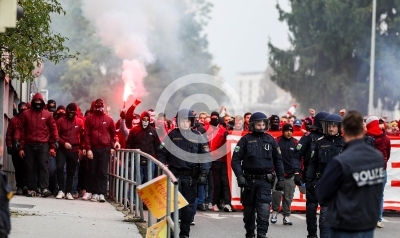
[
  {"x1": 231, "y1": 132, "x2": 284, "y2": 180},
  {"x1": 292, "y1": 130, "x2": 322, "y2": 173},
  {"x1": 306, "y1": 135, "x2": 344, "y2": 180},
  {"x1": 364, "y1": 135, "x2": 375, "y2": 148},
  {"x1": 316, "y1": 139, "x2": 384, "y2": 231},
  {"x1": 156, "y1": 128, "x2": 211, "y2": 174}
]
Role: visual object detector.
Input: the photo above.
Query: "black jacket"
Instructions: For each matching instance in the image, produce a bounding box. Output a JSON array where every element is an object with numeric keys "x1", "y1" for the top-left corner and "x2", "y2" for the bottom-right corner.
[
  {"x1": 276, "y1": 136, "x2": 298, "y2": 174},
  {"x1": 316, "y1": 139, "x2": 384, "y2": 231},
  {"x1": 126, "y1": 125, "x2": 160, "y2": 162},
  {"x1": 292, "y1": 130, "x2": 322, "y2": 174},
  {"x1": 231, "y1": 132, "x2": 284, "y2": 180},
  {"x1": 156, "y1": 128, "x2": 211, "y2": 173}
]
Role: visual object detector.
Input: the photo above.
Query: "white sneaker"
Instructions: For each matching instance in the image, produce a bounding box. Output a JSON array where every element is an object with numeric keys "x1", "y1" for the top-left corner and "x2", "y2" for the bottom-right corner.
[
  {"x1": 91, "y1": 194, "x2": 99, "y2": 202},
  {"x1": 66, "y1": 192, "x2": 74, "y2": 200},
  {"x1": 207, "y1": 202, "x2": 212, "y2": 210},
  {"x1": 283, "y1": 216, "x2": 293, "y2": 225},
  {"x1": 377, "y1": 221, "x2": 384, "y2": 228},
  {"x1": 211, "y1": 204, "x2": 219, "y2": 212},
  {"x1": 82, "y1": 192, "x2": 92, "y2": 200},
  {"x1": 223, "y1": 204, "x2": 232, "y2": 212},
  {"x1": 270, "y1": 211, "x2": 278, "y2": 224},
  {"x1": 99, "y1": 194, "x2": 106, "y2": 203},
  {"x1": 56, "y1": 191, "x2": 65, "y2": 199}
]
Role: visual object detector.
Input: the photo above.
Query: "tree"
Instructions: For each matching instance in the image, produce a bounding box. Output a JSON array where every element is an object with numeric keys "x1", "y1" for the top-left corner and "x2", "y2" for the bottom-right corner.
[
  {"x1": 45, "y1": 0, "x2": 221, "y2": 118},
  {"x1": 269, "y1": 0, "x2": 400, "y2": 114},
  {"x1": 0, "y1": 0, "x2": 78, "y2": 82}
]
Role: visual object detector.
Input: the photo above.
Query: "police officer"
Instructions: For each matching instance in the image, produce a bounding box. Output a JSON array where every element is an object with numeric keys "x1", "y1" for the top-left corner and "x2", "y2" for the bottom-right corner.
[
  {"x1": 292, "y1": 111, "x2": 328, "y2": 238},
  {"x1": 231, "y1": 112, "x2": 284, "y2": 238},
  {"x1": 306, "y1": 113, "x2": 345, "y2": 238},
  {"x1": 156, "y1": 109, "x2": 211, "y2": 238},
  {"x1": 316, "y1": 110, "x2": 384, "y2": 238}
]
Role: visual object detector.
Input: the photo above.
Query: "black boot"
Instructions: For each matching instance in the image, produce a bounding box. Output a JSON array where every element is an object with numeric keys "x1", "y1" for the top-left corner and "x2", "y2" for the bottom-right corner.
[
  {"x1": 257, "y1": 234, "x2": 267, "y2": 238},
  {"x1": 245, "y1": 231, "x2": 255, "y2": 238}
]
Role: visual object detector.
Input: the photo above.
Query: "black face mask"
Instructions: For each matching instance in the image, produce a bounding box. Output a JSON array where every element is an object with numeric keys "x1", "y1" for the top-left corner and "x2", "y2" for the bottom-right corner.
[
  {"x1": 18, "y1": 108, "x2": 27, "y2": 114},
  {"x1": 57, "y1": 112, "x2": 66, "y2": 118},
  {"x1": 210, "y1": 118, "x2": 219, "y2": 127},
  {"x1": 67, "y1": 112, "x2": 76, "y2": 120},
  {"x1": 32, "y1": 102, "x2": 44, "y2": 110}
]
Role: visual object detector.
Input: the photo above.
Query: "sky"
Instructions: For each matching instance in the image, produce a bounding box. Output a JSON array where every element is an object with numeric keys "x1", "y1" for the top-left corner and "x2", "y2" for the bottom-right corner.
[{"x1": 204, "y1": 0, "x2": 292, "y2": 86}]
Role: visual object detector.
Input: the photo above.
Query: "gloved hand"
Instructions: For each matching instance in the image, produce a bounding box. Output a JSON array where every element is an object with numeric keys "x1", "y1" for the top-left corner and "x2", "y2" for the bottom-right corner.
[
  {"x1": 294, "y1": 173, "x2": 302, "y2": 186},
  {"x1": 275, "y1": 179, "x2": 284, "y2": 191},
  {"x1": 197, "y1": 173, "x2": 208, "y2": 185},
  {"x1": 87, "y1": 150, "x2": 93, "y2": 159},
  {"x1": 49, "y1": 148, "x2": 56, "y2": 157},
  {"x1": 237, "y1": 175, "x2": 247, "y2": 188},
  {"x1": 7, "y1": 146, "x2": 13, "y2": 155},
  {"x1": 120, "y1": 110, "x2": 126, "y2": 120}
]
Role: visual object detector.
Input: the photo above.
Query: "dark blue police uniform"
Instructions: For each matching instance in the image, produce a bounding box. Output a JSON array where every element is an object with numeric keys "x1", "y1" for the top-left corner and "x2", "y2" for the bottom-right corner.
[
  {"x1": 231, "y1": 132, "x2": 284, "y2": 238},
  {"x1": 157, "y1": 127, "x2": 211, "y2": 238}
]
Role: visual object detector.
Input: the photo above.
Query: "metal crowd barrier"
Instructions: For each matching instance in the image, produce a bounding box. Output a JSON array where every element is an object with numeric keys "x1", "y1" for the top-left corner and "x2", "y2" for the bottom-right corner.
[{"x1": 108, "y1": 149, "x2": 179, "y2": 238}]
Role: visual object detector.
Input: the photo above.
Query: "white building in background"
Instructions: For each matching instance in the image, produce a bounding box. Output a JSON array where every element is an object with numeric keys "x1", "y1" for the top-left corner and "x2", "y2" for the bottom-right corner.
[
  {"x1": 235, "y1": 72, "x2": 263, "y2": 105},
  {"x1": 233, "y1": 70, "x2": 294, "y2": 116}
]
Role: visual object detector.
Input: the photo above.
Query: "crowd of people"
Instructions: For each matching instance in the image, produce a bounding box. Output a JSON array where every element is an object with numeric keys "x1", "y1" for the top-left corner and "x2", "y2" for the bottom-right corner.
[{"x1": 3, "y1": 92, "x2": 393, "y2": 238}]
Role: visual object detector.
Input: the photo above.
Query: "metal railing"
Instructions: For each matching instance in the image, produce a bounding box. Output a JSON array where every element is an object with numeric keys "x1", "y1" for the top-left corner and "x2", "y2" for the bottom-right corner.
[{"x1": 108, "y1": 149, "x2": 179, "y2": 238}]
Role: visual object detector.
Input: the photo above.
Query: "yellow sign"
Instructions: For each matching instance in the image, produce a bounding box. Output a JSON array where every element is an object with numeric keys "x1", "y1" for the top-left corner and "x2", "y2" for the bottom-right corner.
[
  {"x1": 146, "y1": 218, "x2": 168, "y2": 238},
  {"x1": 136, "y1": 174, "x2": 188, "y2": 219}
]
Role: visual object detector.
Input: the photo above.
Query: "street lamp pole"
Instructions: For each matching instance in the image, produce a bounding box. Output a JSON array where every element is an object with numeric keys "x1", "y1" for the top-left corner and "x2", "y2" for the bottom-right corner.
[{"x1": 368, "y1": 0, "x2": 377, "y2": 115}]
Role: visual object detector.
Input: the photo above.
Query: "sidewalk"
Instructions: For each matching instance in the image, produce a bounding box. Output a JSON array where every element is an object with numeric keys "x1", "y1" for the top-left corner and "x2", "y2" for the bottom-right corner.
[{"x1": 9, "y1": 195, "x2": 142, "y2": 238}]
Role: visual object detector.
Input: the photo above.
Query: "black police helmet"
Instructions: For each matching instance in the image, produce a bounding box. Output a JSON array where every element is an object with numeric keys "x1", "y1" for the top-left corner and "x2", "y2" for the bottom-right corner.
[
  {"x1": 310, "y1": 111, "x2": 329, "y2": 130},
  {"x1": 322, "y1": 113, "x2": 342, "y2": 136},
  {"x1": 249, "y1": 112, "x2": 268, "y2": 132},
  {"x1": 176, "y1": 109, "x2": 195, "y2": 126}
]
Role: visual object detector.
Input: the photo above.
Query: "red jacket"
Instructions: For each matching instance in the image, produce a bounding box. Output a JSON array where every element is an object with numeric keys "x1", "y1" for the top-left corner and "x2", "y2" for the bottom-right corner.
[
  {"x1": 56, "y1": 116, "x2": 85, "y2": 152},
  {"x1": 6, "y1": 116, "x2": 21, "y2": 147},
  {"x1": 367, "y1": 132, "x2": 391, "y2": 170},
  {"x1": 205, "y1": 124, "x2": 227, "y2": 161},
  {"x1": 17, "y1": 101, "x2": 59, "y2": 149},
  {"x1": 84, "y1": 111, "x2": 118, "y2": 150}
]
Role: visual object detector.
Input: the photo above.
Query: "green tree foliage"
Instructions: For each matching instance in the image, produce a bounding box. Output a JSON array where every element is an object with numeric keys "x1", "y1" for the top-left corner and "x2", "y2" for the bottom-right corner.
[
  {"x1": 45, "y1": 0, "x2": 221, "y2": 118},
  {"x1": 269, "y1": 0, "x2": 400, "y2": 114},
  {"x1": 0, "y1": 0, "x2": 78, "y2": 82}
]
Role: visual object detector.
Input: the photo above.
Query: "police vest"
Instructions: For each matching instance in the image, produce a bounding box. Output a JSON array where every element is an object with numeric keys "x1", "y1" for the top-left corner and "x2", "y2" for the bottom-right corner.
[{"x1": 325, "y1": 139, "x2": 384, "y2": 231}]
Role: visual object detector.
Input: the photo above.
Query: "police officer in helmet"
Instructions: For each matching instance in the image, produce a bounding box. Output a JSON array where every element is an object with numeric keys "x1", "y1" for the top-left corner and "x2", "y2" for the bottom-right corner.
[
  {"x1": 292, "y1": 111, "x2": 328, "y2": 238},
  {"x1": 156, "y1": 109, "x2": 211, "y2": 238},
  {"x1": 306, "y1": 113, "x2": 344, "y2": 238},
  {"x1": 231, "y1": 112, "x2": 284, "y2": 238}
]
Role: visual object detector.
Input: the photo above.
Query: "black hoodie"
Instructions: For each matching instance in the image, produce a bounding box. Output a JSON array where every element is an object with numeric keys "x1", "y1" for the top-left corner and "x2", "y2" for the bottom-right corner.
[{"x1": 126, "y1": 111, "x2": 161, "y2": 163}]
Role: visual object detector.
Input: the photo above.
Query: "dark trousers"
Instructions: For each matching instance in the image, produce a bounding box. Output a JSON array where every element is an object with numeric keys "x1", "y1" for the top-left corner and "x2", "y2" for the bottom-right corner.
[
  {"x1": 78, "y1": 157, "x2": 89, "y2": 191},
  {"x1": 177, "y1": 176, "x2": 197, "y2": 237},
  {"x1": 48, "y1": 155, "x2": 57, "y2": 193},
  {"x1": 306, "y1": 189, "x2": 330, "y2": 238},
  {"x1": 87, "y1": 148, "x2": 110, "y2": 195},
  {"x1": 56, "y1": 149, "x2": 79, "y2": 193},
  {"x1": 11, "y1": 151, "x2": 26, "y2": 188},
  {"x1": 241, "y1": 179, "x2": 271, "y2": 235},
  {"x1": 24, "y1": 143, "x2": 49, "y2": 190},
  {"x1": 211, "y1": 161, "x2": 231, "y2": 206}
]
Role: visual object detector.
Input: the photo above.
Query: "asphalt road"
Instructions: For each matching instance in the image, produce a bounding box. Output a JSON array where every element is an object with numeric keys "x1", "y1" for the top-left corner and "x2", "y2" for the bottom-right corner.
[{"x1": 189, "y1": 210, "x2": 400, "y2": 238}]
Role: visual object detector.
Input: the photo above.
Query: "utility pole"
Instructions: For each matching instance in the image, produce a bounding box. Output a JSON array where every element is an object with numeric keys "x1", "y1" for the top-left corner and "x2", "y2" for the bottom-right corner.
[{"x1": 368, "y1": 0, "x2": 377, "y2": 115}]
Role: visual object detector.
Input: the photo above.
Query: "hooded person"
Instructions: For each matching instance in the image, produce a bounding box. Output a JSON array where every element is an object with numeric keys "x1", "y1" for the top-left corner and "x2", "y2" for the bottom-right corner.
[
  {"x1": 54, "y1": 105, "x2": 66, "y2": 120},
  {"x1": 55, "y1": 103, "x2": 85, "y2": 200},
  {"x1": 47, "y1": 99, "x2": 57, "y2": 114},
  {"x1": 126, "y1": 111, "x2": 161, "y2": 184},
  {"x1": 366, "y1": 116, "x2": 391, "y2": 228},
  {"x1": 148, "y1": 109, "x2": 156, "y2": 128},
  {"x1": 5, "y1": 101, "x2": 28, "y2": 195},
  {"x1": 15, "y1": 93, "x2": 59, "y2": 197},
  {"x1": 83, "y1": 98, "x2": 120, "y2": 202}
]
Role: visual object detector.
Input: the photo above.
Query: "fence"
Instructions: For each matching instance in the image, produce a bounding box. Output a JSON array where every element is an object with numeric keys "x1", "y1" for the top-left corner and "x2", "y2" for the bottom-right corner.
[{"x1": 108, "y1": 149, "x2": 179, "y2": 238}]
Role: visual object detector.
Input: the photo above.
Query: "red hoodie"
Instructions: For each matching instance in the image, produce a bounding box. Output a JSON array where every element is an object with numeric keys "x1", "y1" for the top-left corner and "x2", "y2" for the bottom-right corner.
[
  {"x1": 205, "y1": 124, "x2": 227, "y2": 161},
  {"x1": 84, "y1": 110, "x2": 118, "y2": 150},
  {"x1": 16, "y1": 93, "x2": 59, "y2": 149},
  {"x1": 6, "y1": 115, "x2": 22, "y2": 147},
  {"x1": 367, "y1": 120, "x2": 391, "y2": 170},
  {"x1": 56, "y1": 115, "x2": 85, "y2": 152}
]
